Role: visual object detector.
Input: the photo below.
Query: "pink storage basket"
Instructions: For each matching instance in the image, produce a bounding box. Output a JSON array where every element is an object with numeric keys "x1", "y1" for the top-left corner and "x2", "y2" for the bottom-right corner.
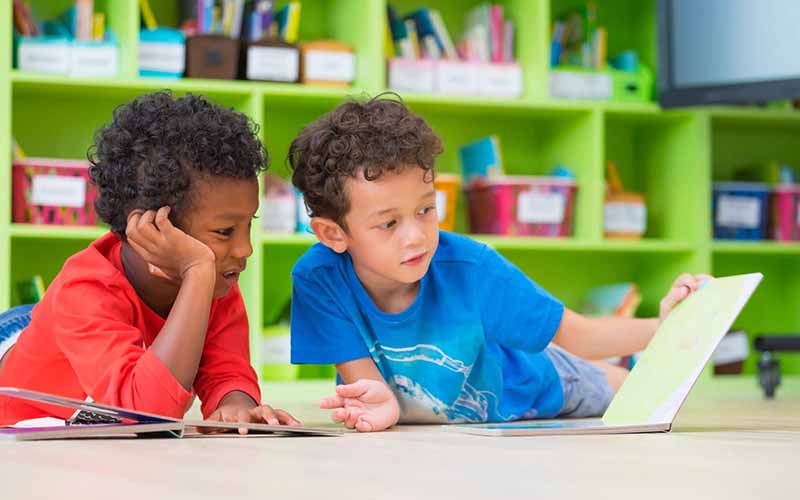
[
  {"x1": 771, "y1": 185, "x2": 800, "y2": 241},
  {"x1": 465, "y1": 176, "x2": 577, "y2": 237},
  {"x1": 12, "y1": 158, "x2": 97, "y2": 226}
]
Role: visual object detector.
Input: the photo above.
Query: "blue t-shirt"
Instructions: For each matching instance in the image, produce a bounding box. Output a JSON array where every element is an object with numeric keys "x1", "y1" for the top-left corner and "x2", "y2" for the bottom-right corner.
[{"x1": 290, "y1": 231, "x2": 565, "y2": 423}]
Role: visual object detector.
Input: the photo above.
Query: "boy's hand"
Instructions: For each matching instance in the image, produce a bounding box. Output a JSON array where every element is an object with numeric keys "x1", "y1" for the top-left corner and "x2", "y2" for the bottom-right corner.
[
  {"x1": 320, "y1": 379, "x2": 400, "y2": 432},
  {"x1": 659, "y1": 273, "x2": 713, "y2": 323},
  {"x1": 126, "y1": 207, "x2": 215, "y2": 282},
  {"x1": 203, "y1": 391, "x2": 301, "y2": 435}
]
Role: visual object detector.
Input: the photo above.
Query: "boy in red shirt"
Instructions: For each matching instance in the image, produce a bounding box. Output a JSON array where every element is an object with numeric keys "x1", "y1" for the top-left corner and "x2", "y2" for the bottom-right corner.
[{"x1": 0, "y1": 92, "x2": 299, "y2": 428}]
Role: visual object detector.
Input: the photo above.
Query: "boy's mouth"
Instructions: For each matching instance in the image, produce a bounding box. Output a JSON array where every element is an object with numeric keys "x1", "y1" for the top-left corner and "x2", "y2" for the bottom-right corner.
[
  {"x1": 222, "y1": 267, "x2": 244, "y2": 285},
  {"x1": 402, "y1": 252, "x2": 427, "y2": 266}
]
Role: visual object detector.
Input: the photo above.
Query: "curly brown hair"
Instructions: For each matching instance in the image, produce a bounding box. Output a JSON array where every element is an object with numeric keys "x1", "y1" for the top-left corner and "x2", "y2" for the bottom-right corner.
[
  {"x1": 88, "y1": 91, "x2": 268, "y2": 237},
  {"x1": 287, "y1": 94, "x2": 443, "y2": 229}
]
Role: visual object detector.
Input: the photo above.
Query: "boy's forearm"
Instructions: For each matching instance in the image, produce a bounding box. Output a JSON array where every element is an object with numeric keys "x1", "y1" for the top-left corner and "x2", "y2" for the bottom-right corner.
[
  {"x1": 151, "y1": 264, "x2": 216, "y2": 389},
  {"x1": 553, "y1": 309, "x2": 659, "y2": 360}
]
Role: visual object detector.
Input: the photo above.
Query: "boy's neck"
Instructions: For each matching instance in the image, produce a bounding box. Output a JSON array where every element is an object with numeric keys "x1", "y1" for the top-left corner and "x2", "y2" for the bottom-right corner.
[
  {"x1": 120, "y1": 243, "x2": 179, "y2": 318},
  {"x1": 352, "y1": 263, "x2": 420, "y2": 315}
]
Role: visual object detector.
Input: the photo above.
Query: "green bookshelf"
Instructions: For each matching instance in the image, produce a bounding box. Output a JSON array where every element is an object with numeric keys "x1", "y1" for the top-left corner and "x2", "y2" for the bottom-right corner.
[{"x1": 4, "y1": 0, "x2": 800, "y2": 380}]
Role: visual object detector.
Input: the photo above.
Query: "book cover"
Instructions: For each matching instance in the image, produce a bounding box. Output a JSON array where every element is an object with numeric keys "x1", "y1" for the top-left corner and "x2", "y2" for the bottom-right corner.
[{"x1": 458, "y1": 136, "x2": 503, "y2": 184}]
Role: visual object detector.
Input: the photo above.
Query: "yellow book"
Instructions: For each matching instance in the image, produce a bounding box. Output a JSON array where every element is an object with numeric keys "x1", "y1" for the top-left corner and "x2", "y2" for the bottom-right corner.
[
  {"x1": 139, "y1": 0, "x2": 158, "y2": 31},
  {"x1": 92, "y1": 12, "x2": 105, "y2": 40},
  {"x1": 384, "y1": 13, "x2": 395, "y2": 59},
  {"x1": 285, "y1": 2, "x2": 302, "y2": 44}
]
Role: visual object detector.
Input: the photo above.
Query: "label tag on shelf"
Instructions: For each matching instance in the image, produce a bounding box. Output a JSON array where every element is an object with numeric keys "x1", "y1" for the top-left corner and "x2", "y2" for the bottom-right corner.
[
  {"x1": 549, "y1": 71, "x2": 612, "y2": 100},
  {"x1": 717, "y1": 195, "x2": 761, "y2": 229},
  {"x1": 605, "y1": 202, "x2": 647, "y2": 234},
  {"x1": 139, "y1": 41, "x2": 186, "y2": 74},
  {"x1": 247, "y1": 46, "x2": 299, "y2": 82},
  {"x1": 261, "y1": 197, "x2": 297, "y2": 233},
  {"x1": 436, "y1": 61, "x2": 479, "y2": 95},
  {"x1": 478, "y1": 64, "x2": 523, "y2": 98},
  {"x1": 18, "y1": 40, "x2": 71, "y2": 75},
  {"x1": 31, "y1": 175, "x2": 86, "y2": 208},
  {"x1": 261, "y1": 335, "x2": 291, "y2": 364},
  {"x1": 435, "y1": 190, "x2": 447, "y2": 222},
  {"x1": 388, "y1": 59, "x2": 435, "y2": 94},
  {"x1": 304, "y1": 50, "x2": 355, "y2": 82},
  {"x1": 71, "y1": 44, "x2": 119, "y2": 77},
  {"x1": 517, "y1": 191, "x2": 565, "y2": 224}
]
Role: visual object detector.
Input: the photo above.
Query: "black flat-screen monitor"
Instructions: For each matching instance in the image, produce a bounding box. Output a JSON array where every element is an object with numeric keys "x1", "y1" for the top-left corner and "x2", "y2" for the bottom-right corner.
[{"x1": 658, "y1": 0, "x2": 800, "y2": 107}]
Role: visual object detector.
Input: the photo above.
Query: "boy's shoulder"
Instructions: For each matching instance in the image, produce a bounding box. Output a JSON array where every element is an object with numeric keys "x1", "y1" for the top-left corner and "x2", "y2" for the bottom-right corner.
[
  {"x1": 432, "y1": 231, "x2": 491, "y2": 267},
  {"x1": 292, "y1": 241, "x2": 345, "y2": 281}
]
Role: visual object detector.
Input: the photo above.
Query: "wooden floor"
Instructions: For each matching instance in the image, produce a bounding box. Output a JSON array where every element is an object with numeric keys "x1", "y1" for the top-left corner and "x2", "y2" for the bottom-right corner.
[{"x1": 3, "y1": 376, "x2": 799, "y2": 499}]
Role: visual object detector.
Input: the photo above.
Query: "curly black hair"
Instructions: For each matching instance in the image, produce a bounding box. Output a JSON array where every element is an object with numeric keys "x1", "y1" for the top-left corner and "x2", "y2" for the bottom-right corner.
[
  {"x1": 88, "y1": 91, "x2": 268, "y2": 237},
  {"x1": 287, "y1": 94, "x2": 443, "y2": 229}
]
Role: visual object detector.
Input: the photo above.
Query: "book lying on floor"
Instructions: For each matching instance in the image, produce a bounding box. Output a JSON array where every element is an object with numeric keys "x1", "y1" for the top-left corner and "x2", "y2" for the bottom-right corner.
[
  {"x1": 447, "y1": 273, "x2": 763, "y2": 437},
  {"x1": 0, "y1": 387, "x2": 342, "y2": 440}
]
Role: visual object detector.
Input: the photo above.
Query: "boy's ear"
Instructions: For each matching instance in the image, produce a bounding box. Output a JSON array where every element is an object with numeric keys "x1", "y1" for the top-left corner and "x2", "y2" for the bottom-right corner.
[{"x1": 311, "y1": 217, "x2": 348, "y2": 254}]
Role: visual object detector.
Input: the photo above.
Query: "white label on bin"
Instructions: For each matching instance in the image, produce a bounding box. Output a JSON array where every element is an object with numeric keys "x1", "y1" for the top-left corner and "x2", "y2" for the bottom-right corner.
[
  {"x1": 549, "y1": 71, "x2": 612, "y2": 100},
  {"x1": 436, "y1": 61, "x2": 479, "y2": 95},
  {"x1": 247, "y1": 46, "x2": 299, "y2": 81},
  {"x1": 19, "y1": 42, "x2": 71, "y2": 74},
  {"x1": 304, "y1": 50, "x2": 355, "y2": 82},
  {"x1": 717, "y1": 195, "x2": 761, "y2": 229},
  {"x1": 478, "y1": 64, "x2": 523, "y2": 98},
  {"x1": 261, "y1": 197, "x2": 296, "y2": 233},
  {"x1": 517, "y1": 191, "x2": 565, "y2": 224},
  {"x1": 797, "y1": 203, "x2": 800, "y2": 226},
  {"x1": 389, "y1": 60, "x2": 435, "y2": 93},
  {"x1": 71, "y1": 44, "x2": 118, "y2": 77},
  {"x1": 605, "y1": 202, "x2": 647, "y2": 234},
  {"x1": 139, "y1": 41, "x2": 185, "y2": 74},
  {"x1": 31, "y1": 175, "x2": 86, "y2": 208},
  {"x1": 261, "y1": 335, "x2": 291, "y2": 364},
  {"x1": 435, "y1": 190, "x2": 447, "y2": 222}
]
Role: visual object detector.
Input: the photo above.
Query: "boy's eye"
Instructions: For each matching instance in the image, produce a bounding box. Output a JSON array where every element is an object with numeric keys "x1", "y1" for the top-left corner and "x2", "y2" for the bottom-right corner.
[
  {"x1": 420, "y1": 205, "x2": 436, "y2": 216},
  {"x1": 214, "y1": 228, "x2": 234, "y2": 237},
  {"x1": 378, "y1": 220, "x2": 397, "y2": 230}
]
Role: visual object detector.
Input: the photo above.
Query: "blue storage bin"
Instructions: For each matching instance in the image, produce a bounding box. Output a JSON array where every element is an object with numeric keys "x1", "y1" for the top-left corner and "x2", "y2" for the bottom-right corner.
[{"x1": 713, "y1": 182, "x2": 771, "y2": 240}]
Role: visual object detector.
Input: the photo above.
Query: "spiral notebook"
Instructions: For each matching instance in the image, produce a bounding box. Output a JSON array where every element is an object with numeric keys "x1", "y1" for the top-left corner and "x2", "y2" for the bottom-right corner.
[{"x1": 0, "y1": 387, "x2": 342, "y2": 440}]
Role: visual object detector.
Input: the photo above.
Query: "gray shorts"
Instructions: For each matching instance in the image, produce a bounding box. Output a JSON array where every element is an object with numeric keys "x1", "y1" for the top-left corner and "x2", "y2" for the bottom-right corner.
[{"x1": 545, "y1": 346, "x2": 615, "y2": 418}]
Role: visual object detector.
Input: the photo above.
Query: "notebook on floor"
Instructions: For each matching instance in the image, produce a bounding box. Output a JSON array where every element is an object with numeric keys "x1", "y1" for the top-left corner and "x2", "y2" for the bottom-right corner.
[
  {"x1": 448, "y1": 273, "x2": 763, "y2": 437},
  {"x1": 0, "y1": 387, "x2": 343, "y2": 440}
]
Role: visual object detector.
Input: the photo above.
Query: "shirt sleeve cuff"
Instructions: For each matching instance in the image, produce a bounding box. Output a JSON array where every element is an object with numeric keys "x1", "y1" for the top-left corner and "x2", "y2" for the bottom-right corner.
[
  {"x1": 139, "y1": 349, "x2": 194, "y2": 418},
  {"x1": 201, "y1": 380, "x2": 262, "y2": 419}
]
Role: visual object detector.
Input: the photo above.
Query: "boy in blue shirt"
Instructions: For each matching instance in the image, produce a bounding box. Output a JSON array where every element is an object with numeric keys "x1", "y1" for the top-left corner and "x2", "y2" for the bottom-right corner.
[{"x1": 287, "y1": 96, "x2": 708, "y2": 432}]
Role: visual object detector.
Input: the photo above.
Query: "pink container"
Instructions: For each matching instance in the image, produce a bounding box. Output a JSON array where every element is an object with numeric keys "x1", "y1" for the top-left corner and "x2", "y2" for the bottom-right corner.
[
  {"x1": 465, "y1": 176, "x2": 577, "y2": 237},
  {"x1": 12, "y1": 158, "x2": 97, "y2": 226},
  {"x1": 771, "y1": 185, "x2": 800, "y2": 241}
]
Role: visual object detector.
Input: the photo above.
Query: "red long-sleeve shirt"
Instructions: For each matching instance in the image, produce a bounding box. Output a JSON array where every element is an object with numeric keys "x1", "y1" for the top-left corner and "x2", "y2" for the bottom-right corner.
[{"x1": 0, "y1": 232, "x2": 261, "y2": 425}]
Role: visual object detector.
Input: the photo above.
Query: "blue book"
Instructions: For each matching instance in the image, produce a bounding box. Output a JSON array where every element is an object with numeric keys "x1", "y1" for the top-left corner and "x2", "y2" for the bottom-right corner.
[
  {"x1": 404, "y1": 8, "x2": 443, "y2": 55},
  {"x1": 458, "y1": 136, "x2": 503, "y2": 184}
]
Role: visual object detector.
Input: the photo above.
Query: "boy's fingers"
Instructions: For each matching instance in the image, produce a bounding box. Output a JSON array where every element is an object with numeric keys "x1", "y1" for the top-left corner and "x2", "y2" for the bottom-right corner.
[
  {"x1": 320, "y1": 395, "x2": 345, "y2": 409},
  {"x1": 331, "y1": 408, "x2": 348, "y2": 423},
  {"x1": 259, "y1": 405, "x2": 280, "y2": 426},
  {"x1": 154, "y1": 206, "x2": 175, "y2": 234},
  {"x1": 274, "y1": 409, "x2": 302, "y2": 427},
  {"x1": 345, "y1": 408, "x2": 363, "y2": 429},
  {"x1": 335, "y1": 381, "x2": 370, "y2": 399},
  {"x1": 237, "y1": 408, "x2": 252, "y2": 435},
  {"x1": 355, "y1": 417, "x2": 375, "y2": 433},
  {"x1": 127, "y1": 238, "x2": 155, "y2": 263}
]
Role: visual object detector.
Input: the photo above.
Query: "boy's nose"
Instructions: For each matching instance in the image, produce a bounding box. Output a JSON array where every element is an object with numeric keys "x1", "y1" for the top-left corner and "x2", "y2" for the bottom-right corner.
[
  {"x1": 402, "y1": 221, "x2": 427, "y2": 247},
  {"x1": 231, "y1": 236, "x2": 254, "y2": 259}
]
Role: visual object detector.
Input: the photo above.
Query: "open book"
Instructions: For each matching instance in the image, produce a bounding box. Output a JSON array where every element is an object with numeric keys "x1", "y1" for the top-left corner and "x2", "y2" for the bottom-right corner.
[{"x1": 0, "y1": 387, "x2": 342, "y2": 440}]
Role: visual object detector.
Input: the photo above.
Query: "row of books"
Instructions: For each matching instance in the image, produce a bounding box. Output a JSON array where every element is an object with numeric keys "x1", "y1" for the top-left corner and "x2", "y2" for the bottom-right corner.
[
  {"x1": 147, "y1": 1, "x2": 301, "y2": 44},
  {"x1": 551, "y1": 2, "x2": 606, "y2": 69},
  {"x1": 387, "y1": 3, "x2": 515, "y2": 63},
  {"x1": 13, "y1": 0, "x2": 107, "y2": 41}
]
